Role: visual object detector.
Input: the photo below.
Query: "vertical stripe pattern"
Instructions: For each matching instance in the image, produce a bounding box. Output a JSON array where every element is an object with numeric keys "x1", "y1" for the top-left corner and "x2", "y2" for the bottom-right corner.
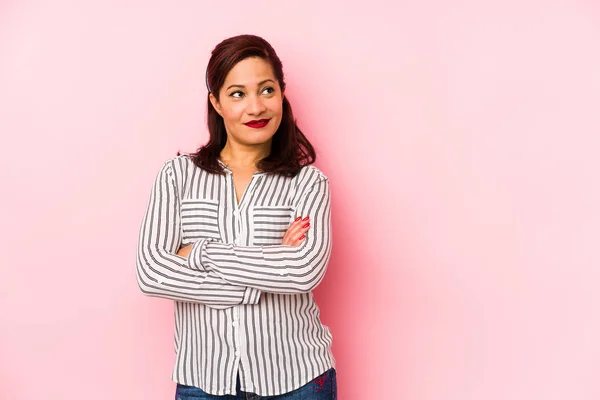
[{"x1": 136, "y1": 155, "x2": 334, "y2": 396}]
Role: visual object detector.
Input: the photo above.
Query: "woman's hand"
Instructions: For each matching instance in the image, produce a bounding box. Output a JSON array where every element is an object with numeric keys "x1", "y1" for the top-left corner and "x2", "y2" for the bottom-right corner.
[
  {"x1": 281, "y1": 216, "x2": 310, "y2": 246},
  {"x1": 177, "y1": 244, "x2": 193, "y2": 258}
]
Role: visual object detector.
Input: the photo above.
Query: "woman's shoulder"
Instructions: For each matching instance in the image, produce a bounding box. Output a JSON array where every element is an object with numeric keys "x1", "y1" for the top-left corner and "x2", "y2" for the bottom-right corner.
[
  {"x1": 162, "y1": 153, "x2": 193, "y2": 166},
  {"x1": 160, "y1": 154, "x2": 202, "y2": 173},
  {"x1": 294, "y1": 164, "x2": 329, "y2": 183},
  {"x1": 154, "y1": 154, "x2": 214, "y2": 184}
]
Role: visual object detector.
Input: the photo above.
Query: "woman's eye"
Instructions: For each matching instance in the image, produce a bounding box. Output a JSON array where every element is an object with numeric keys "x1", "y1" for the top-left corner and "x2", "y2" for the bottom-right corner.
[
  {"x1": 261, "y1": 86, "x2": 275, "y2": 95},
  {"x1": 230, "y1": 91, "x2": 244, "y2": 98}
]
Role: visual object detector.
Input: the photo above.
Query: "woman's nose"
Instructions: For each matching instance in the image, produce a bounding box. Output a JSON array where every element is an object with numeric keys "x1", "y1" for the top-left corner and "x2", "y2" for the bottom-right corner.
[{"x1": 246, "y1": 94, "x2": 266, "y2": 115}]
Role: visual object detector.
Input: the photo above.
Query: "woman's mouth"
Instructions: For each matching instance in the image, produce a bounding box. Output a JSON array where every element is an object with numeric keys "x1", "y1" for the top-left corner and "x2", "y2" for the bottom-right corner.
[{"x1": 244, "y1": 119, "x2": 270, "y2": 129}]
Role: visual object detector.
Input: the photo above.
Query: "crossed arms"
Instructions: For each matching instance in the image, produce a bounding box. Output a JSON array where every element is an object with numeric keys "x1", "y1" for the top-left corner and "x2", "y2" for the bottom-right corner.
[{"x1": 136, "y1": 162, "x2": 332, "y2": 309}]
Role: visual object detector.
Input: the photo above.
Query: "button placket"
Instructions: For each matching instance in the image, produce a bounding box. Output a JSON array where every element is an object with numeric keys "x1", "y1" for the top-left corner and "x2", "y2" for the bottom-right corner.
[{"x1": 233, "y1": 208, "x2": 242, "y2": 246}]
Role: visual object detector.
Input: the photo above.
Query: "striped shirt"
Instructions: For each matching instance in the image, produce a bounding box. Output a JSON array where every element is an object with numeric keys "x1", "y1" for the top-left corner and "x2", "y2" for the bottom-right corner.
[{"x1": 136, "y1": 155, "x2": 335, "y2": 396}]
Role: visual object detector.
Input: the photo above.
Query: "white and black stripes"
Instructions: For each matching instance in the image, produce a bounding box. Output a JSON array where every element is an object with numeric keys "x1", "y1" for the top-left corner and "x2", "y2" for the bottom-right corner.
[{"x1": 136, "y1": 155, "x2": 334, "y2": 396}]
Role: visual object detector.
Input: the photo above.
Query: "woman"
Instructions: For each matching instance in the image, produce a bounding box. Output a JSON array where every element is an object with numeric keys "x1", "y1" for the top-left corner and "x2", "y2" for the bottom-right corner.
[{"x1": 136, "y1": 34, "x2": 336, "y2": 399}]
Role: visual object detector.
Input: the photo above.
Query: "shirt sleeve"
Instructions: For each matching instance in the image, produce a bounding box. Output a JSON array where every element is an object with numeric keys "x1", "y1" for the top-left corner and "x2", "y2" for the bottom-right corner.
[
  {"x1": 136, "y1": 161, "x2": 261, "y2": 309},
  {"x1": 187, "y1": 174, "x2": 333, "y2": 294}
]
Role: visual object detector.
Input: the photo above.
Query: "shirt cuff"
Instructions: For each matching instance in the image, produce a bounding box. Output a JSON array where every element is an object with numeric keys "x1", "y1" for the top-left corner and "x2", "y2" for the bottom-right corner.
[
  {"x1": 242, "y1": 287, "x2": 262, "y2": 304},
  {"x1": 187, "y1": 238, "x2": 212, "y2": 271}
]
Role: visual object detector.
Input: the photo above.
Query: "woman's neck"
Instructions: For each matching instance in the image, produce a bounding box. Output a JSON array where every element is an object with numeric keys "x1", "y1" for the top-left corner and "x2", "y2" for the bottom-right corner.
[{"x1": 220, "y1": 141, "x2": 271, "y2": 169}]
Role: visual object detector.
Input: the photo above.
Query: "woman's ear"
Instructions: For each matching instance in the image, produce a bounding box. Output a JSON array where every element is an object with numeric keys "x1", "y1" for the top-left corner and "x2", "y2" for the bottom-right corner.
[{"x1": 209, "y1": 93, "x2": 222, "y2": 116}]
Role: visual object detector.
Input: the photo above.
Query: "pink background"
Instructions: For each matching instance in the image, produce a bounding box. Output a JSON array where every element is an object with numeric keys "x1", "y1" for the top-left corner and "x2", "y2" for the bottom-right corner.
[{"x1": 1, "y1": 1, "x2": 600, "y2": 399}]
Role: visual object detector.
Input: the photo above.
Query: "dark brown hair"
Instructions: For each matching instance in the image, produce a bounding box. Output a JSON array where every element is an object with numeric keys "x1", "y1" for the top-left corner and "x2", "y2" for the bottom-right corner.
[{"x1": 190, "y1": 34, "x2": 316, "y2": 177}]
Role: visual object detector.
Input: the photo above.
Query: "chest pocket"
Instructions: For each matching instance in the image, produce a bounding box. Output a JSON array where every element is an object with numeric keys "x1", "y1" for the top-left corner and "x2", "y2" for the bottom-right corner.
[
  {"x1": 180, "y1": 199, "x2": 221, "y2": 245},
  {"x1": 252, "y1": 206, "x2": 294, "y2": 246}
]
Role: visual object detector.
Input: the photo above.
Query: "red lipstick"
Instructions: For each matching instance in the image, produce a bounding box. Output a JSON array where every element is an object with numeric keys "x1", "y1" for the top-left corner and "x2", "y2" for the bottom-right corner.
[{"x1": 244, "y1": 119, "x2": 270, "y2": 128}]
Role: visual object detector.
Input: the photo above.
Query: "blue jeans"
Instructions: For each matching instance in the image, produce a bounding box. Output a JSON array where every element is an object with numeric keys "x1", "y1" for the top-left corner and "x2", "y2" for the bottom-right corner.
[{"x1": 175, "y1": 368, "x2": 337, "y2": 400}]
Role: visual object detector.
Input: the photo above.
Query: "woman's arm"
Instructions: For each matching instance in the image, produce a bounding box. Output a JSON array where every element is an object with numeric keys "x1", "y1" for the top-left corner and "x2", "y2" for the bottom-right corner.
[
  {"x1": 186, "y1": 174, "x2": 332, "y2": 294},
  {"x1": 136, "y1": 161, "x2": 261, "y2": 309}
]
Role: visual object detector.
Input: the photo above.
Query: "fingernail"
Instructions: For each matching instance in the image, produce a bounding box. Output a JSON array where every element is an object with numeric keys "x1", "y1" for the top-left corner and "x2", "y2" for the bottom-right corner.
[
  {"x1": 303, "y1": 223, "x2": 310, "y2": 228},
  {"x1": 299, "y1": 234, "x2": 306, "y2": 240},
  {"x1": 295, "y1": 217, "x2": 301, "y2": 222},
  {"x1": 302, "y1": 216, "x2": 310, "y2": 221}
]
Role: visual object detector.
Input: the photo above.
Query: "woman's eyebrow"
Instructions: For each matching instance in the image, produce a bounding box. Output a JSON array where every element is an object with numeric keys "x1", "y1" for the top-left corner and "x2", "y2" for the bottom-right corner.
[{"x1": 226, "y1": 79, "x2": 275, "y2": 91}]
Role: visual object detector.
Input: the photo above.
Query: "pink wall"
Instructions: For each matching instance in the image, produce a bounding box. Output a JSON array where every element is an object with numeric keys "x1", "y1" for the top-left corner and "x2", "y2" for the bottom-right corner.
[{"x1": 1, "y1": 1, "x2": 599, "y2": 399}]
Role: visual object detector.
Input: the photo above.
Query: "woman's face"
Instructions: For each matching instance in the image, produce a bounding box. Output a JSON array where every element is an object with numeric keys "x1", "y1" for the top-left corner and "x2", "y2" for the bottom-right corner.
[{"x1": 210, "y1": 57, "x2": 283, "y2": 150}]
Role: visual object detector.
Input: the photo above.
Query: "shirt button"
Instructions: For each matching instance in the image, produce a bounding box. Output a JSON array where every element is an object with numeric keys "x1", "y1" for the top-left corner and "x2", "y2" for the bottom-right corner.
[
  {"x1": 235, "y1": 351, "x2": 240, "y2": 357},
  {"x1": 234, "y1": 239, "x2": 241, "y2": 246},
  {"x1": 279, "y1": 269, "x2": 286, "y2": 276},
  {"x1": 232, "y1": 321, "x2": 237, "y2": 327},
  {"x1": 233, "y1": 209, "x2": 240, "y2": 216}
]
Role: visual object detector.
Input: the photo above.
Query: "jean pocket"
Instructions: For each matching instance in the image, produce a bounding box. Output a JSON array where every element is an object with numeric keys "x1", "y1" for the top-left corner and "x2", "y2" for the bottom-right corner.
[
  {"x1": 175, "y1": 383, "x2": 211, "y2": 399},
  {"x1": 302, "y1": 369, "x2": 336, "y2": 399}
]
